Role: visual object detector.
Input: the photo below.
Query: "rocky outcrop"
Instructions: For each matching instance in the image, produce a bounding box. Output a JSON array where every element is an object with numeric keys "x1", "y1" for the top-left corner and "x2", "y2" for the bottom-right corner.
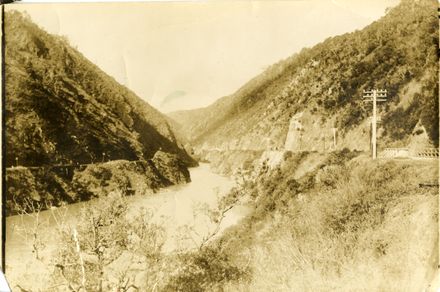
[
  {"x1": 6, "y1": 154, "x2": 191, "y2": 216},
  {"x1": 259, "y1": 150, "x2": 286, "y2": 170},
  {"x1": 199, "y1": 150, "x2": 263, "y2": 176},
  {"x1": 407, "y1": 121, "x2": 435, "y2": 155},
  {"x1": 151, "y1": 151, "x2": 191, "y2": 185},
  {"x1": 6, "y1": 167, "x2": 77, "y2": 215},
  {"x1": 284, "y1": 110, "x2": 370, "y2": 152}
]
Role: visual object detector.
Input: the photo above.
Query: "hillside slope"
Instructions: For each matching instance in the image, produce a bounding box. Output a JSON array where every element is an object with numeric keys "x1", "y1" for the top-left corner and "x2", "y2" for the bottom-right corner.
[
  {"x1": 5, "y1": 11, "x2": 196, "y2": 168},
  {"x1": 170, "y1": 0, "x2": 438, "y2": 152}
]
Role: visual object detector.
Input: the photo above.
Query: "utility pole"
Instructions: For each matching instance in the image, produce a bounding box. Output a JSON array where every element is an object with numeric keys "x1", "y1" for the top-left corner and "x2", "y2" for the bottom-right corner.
[
  {"x1": 331, "y1": 127, "x2": 337, "y2": 150},
  {"x1": 363, "y1": 89, "x2": 387, "y2": 159}
]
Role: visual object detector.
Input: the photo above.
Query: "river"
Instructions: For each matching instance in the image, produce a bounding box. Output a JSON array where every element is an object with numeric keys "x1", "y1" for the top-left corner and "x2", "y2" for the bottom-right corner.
[{"x1": 5, "y1": 163, "x2": 249, "y2": 288}]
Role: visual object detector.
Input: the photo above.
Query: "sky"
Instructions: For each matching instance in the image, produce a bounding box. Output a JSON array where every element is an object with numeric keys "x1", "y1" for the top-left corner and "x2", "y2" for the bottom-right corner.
[{"x1": 8, "y1": 0, "x2": 399, "y2": 113}]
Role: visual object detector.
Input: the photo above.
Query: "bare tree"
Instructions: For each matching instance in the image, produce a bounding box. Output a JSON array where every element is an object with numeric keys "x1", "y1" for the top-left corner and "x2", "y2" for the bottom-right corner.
[
  {"x1": 180, "y1": 188, "x2": 241, "y2": 251},
  {"x1": 13, "y1": 197, "x2": 48, "y2": 261},
  {"x1": 51, "y1": 192, "x2": 167, "y2": 292}
]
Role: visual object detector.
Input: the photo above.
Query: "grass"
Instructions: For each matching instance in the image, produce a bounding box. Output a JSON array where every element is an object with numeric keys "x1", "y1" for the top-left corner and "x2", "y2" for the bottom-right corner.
[
  {"x1": 7, "y1": 151, "x2": 438, "y2": 291},
  {"x1": 217, "y1": 152, "x2": 438, "y2": 291}
]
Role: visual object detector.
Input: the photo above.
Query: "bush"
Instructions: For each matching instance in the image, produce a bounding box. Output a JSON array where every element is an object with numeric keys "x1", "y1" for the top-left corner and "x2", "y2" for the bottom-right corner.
[
  {"x1": 164, "y1": 245, "x2": 249, "y2": 292},
  {"x1": 212, "y1": 152, "x2": 438, "y2": 291},
  {"x1": 51, "y1": 192, "x2": 166, "y2": 291}
]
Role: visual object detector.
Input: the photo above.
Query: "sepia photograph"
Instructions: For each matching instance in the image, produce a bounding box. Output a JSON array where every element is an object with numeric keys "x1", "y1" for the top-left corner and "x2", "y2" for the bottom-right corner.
[{"x1": 3, "y1": 0, "x2": 439, "y2": 291}]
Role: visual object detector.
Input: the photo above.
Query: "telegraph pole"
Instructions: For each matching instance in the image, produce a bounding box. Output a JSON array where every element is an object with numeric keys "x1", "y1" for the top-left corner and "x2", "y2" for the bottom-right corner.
[
  {"x1": 363, "y1": 89, "x2": 387, "y2": 159},
  {"x1": 331, "y1": 127, "x2": 337, "y2": 149}
]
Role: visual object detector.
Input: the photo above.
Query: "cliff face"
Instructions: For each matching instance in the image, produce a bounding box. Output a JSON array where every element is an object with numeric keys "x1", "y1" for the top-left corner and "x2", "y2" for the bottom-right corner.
[
  {"x1": 170, "y1": 0, "x2": 438, "y2": 153},
  {"x1": 5, "y1": 11, "x2": 196, "y2": 168}
]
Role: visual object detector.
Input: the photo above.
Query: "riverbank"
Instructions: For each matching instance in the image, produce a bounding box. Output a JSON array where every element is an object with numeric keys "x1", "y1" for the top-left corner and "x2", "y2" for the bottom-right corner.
[
  {"x1": 6, "y1": 151, "x2": 191, "y2": 216},
  {"x1": 5, "y1": 163, "x2": 249, "y2": 291}
]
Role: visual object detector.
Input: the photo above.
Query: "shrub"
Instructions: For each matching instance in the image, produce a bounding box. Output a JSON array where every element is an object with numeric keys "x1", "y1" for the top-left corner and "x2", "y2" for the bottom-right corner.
[
  {"x1": 164, "y1": 245, "x2": 249, "y2": 292},
  {"x1": 51, "y1": 192, "x2": 166, "y2": 291}
]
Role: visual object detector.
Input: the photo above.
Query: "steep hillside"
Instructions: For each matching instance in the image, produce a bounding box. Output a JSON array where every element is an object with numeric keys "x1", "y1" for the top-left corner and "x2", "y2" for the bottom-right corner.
[
  {"x1": 223, "y1": 152, "x2": 438, "y2": 291},
  {"x1": 160, "y1": 149, "x2": 438, "y2": 291},
  {"x1": 5, "y1": 11, "x2": 196, "y2": 167},
  {"x1": 170, "y1": 0, "x2": 438, "y2": 152}
]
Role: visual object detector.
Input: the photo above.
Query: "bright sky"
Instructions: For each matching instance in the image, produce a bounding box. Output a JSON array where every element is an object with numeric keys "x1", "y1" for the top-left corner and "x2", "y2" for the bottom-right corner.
[{"x1": 8, "y1": 0, "x2": 399, "y2": 112}]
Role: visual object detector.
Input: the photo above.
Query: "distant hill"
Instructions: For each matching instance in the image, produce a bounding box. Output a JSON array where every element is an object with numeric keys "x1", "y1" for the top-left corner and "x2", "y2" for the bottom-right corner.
[
  {"x1": 170, "y1": 0, "x2": 438, "y2": 152},
  {"x1": 5, "y1": 10, "x2": 196, "y2": 167}
]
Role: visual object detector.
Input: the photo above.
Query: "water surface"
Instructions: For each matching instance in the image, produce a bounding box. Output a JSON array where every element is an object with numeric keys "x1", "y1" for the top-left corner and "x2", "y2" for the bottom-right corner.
[{"x1": 6, "y1": 163, "x2": 249, "y2": 276}]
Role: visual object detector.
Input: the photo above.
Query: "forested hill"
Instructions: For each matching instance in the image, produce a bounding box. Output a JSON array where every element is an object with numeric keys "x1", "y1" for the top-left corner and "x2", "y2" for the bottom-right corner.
[
  {"x1": 5, "y1": 11, "x2": 196, "y2": 167},
  {"x1": 170, "y1": 0, "x2": 438, "y2": 151}
]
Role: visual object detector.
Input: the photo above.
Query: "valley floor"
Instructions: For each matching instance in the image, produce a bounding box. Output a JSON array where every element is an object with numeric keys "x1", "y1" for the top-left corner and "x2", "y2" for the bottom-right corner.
[{"x1": 5, "y1": 150, "x2": 439, "y2": 291}]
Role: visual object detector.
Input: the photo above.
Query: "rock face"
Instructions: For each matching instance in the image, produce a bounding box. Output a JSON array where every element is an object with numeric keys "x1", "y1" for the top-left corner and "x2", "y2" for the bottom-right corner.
[
  {"x1": 151, "y1": 151, "x2": 191, "y2": 185},
  {"x1": 6, "y1": 155, "x2": 192, "y2": 216},
  {"x1": 407, "y1": 121, "x2": 435, "y2": 153},
  {"x1": 200, "y1": 150, "x2": 263, "y2": 176},
  {"x1": 283, "y1": 110, "x2": 372, "y2": 152},
  {"x1": 259, "y1": 150, "x2": 286, "y2": 170},
  {"x1": 170, "y1": 0, "x2": 438, "y2": 154}
]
